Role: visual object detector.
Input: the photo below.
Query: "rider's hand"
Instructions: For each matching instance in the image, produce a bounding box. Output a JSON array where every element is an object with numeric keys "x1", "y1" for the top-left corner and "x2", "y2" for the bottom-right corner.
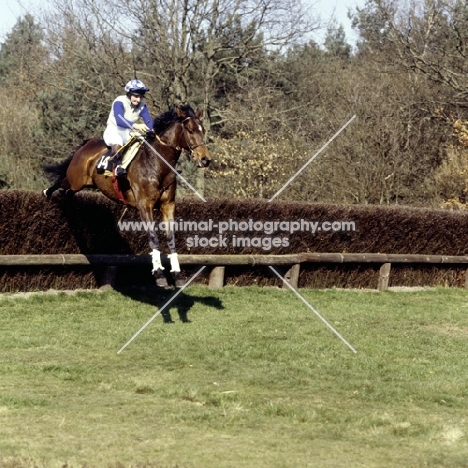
[{"x1": 133, "y1": 123, "x2": 150, "y2": 133}]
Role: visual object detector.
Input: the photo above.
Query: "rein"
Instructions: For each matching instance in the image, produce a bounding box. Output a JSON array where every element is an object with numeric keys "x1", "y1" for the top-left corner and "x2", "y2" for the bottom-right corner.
[
  {"x1": 153, "y1": 117, "x2": 206, "y2": 156},
  {"x1": 155, "y1": 134, "x2": 181, "y2": 151}
]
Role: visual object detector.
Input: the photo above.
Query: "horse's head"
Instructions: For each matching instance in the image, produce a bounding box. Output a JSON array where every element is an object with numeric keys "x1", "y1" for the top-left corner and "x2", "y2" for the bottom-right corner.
[{"x1": 176, "y1": 106, "x2": 211, "y2": 168}]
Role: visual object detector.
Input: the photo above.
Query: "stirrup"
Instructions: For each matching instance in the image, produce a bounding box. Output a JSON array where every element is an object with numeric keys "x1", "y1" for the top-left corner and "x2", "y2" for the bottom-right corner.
[{"x1": 115, "y1": 165, "x2": 127, "y2": 177}]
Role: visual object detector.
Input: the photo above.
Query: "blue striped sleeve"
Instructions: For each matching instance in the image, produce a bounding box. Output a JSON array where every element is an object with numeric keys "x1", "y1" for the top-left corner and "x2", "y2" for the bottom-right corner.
[
  {"x1": 140, "y1": 105, "x2": 153, "y2": 129},
  {"x1": 113, "y1": 101, "x2": 134, "y2": 129}
]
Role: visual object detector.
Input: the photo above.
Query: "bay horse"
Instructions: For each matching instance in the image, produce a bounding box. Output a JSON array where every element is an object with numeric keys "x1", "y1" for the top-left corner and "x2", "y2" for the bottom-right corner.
[{"x1": 43, "y1": 104, "x2": 211, "y2": 288}]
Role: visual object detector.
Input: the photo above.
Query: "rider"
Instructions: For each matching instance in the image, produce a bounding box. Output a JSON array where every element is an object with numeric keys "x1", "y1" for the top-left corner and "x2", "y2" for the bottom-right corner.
[{"x1": 103, "y1": 79, "x2": 153, "y2": 177}]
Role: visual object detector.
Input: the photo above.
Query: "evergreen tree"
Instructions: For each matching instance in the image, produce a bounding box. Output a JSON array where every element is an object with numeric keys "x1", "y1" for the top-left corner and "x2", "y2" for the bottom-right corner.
[
  {"x1": 323, "y1": 24, "x2": 352, "y2": 58},
  {"x1": 0, "y1": 14, "x2": 46, "y2": 86}
]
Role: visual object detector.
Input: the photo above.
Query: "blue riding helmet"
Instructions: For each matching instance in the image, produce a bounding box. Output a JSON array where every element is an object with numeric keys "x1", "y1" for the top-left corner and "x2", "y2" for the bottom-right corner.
[{"x1": 125, "y1": 79, "x2": 149, "y2": 95}]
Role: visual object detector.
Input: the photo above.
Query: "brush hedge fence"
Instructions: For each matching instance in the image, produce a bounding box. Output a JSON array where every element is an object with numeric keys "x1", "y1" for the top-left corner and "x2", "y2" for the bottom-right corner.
[{"x1": 1, "y1": 189, "x2": 468, "y2": 291}]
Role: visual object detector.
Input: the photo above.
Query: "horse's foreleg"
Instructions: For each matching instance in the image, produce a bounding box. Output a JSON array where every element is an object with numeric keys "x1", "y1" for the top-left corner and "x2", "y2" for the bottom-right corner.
[
  {"x1": 139, "y1": 203, "x2": 168, "y2": 288},
  {"x1": 161, "y1": 201, "x2": 184, "y2": 287}
]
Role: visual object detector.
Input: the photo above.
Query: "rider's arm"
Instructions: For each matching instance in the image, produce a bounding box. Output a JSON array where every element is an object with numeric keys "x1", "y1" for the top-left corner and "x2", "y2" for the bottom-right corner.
[
  {"x1": 139, "y1": 105, "x2": 153, "y2": 130},
  {"x1": 112, "y1": 101, "x2": 135, "y2": 130}
]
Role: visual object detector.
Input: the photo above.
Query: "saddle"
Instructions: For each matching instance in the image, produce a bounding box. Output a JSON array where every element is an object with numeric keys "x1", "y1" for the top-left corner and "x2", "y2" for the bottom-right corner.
[{"x1": 96, "y1": 135, "x2": 145, "y2": 177}]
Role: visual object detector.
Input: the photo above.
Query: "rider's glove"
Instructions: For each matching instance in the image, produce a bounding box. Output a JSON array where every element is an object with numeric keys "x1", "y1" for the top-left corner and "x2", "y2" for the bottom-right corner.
[{"x1": 132, "y1": 123, "x2": 149, "y2": 133}]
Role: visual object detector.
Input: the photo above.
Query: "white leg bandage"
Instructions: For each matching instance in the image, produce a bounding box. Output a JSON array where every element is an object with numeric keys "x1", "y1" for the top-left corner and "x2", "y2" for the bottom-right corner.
[
  {"x1": 168, "y1": 253, "x2": 181, "y2": 273},
  {"x1": 150, "y1": 249, "x2": 164, "y2": 273}
]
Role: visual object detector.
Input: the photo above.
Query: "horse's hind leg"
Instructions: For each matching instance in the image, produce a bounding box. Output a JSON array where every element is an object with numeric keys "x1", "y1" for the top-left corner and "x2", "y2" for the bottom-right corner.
[
  {"x1": 42, "y1": 178, "x2": 71, "y2": 199},
  {"x1": 42, "y1": 183, "x2": 60, "y2": 199}
]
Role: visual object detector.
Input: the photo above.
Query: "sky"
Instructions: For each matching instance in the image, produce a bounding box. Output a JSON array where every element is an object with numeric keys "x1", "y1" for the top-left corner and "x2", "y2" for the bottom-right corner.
[
  {"x1": 310, "y1": 0, "x2": 366, "y2": 45},
  {"x1": 0, "y1": 0, "x2": 366, "y2": 44}
]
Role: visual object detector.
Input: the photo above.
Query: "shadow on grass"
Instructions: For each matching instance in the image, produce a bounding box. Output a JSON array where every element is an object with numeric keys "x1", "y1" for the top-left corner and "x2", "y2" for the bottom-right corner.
[
  {"x1": 43, "y1": 191, "x2": 225, "y2": 321},
  {"x1": 115, "y1": 283, "x2": 225, "y2": 323}
]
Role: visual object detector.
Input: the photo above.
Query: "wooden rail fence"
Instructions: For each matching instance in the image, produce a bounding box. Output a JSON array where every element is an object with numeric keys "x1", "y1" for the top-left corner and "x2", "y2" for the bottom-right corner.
[{"x1": 2, "y1": 253, "x2": 468, "y2": 291}]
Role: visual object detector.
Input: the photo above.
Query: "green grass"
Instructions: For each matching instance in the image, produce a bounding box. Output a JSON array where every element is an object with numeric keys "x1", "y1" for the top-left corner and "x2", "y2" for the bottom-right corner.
[{"x1": 1, "y1": 286, "x2": 468, "y2": 467}]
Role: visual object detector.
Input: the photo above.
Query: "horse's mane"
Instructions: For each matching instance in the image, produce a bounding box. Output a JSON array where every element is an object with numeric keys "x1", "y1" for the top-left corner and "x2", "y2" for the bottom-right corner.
[{"x1": 152, "y1": 104, "x2": 197, "y2": 134}]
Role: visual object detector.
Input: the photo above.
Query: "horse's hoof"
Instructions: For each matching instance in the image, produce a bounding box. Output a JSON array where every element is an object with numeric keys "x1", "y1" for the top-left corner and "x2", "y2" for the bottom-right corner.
[
  {"x1": 154, "y1": 270, "x2": 169, "y2": 288},
  {"x1": 174, "y1": 272, "x2": 186, "y2": 288},
  {"x1": 156, "y1": 276, "x2": 169, "y2": 288}
]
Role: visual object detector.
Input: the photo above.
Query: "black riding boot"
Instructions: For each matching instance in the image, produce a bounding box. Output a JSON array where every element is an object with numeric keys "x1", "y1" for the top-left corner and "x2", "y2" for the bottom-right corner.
[{"x1": 111, "y1": 144, "x2": 126, "y2": 177}]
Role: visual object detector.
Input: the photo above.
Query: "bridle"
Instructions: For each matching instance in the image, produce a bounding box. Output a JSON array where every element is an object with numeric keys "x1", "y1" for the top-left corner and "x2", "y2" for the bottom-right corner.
[
  {"x1": 148, "y1": 116, "x2": 208, "y2": 193},
  {"x1": 151, "y1": 116, "x2": 207, "y2": 157},
  {"x1": 179, "y1": 116, "x2": 207, "y2": 156}
]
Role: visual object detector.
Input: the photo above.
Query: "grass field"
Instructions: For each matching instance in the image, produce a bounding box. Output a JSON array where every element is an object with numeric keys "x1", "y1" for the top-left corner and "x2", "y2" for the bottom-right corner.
[{"x1": 1, "y1": 285, "x2": 468, "y2": 467}]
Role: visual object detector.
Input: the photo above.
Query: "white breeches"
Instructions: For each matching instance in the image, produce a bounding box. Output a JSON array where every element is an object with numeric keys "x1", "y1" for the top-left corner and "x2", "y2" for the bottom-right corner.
[{"x1": 103, "y1": 126, "x2": 132, "y2": 147}]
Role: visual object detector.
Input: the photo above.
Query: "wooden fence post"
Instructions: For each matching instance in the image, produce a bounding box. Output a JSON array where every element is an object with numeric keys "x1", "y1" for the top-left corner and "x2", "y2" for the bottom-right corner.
[
  {"x1": 283, "y1": 264, "x2": 300, "y2": 289},
  {"x1": 209, "y1": 266, "x2": 225, "y2": 288},
  {"x1": 5, "y1": 254, "x2": 468, "y2": 291},
  {"x1": 378, "y1": 263, "x2": 391, "y2": 291},
  {"x1": 100, "y1": 266, "x2": 117, "y2": 290}
]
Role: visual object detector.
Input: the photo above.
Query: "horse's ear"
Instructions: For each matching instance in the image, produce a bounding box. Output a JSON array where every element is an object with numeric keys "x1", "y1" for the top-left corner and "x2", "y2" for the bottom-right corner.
[{"x1": 196, "y1": 108, "x2": 203, "y2": 118}]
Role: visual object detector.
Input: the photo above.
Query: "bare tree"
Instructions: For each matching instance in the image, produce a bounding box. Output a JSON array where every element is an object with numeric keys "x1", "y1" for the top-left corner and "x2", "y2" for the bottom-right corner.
[
  {"x1": 353, "y1": 0, "x2": 468, "y2": 103},
  {"x1": 47, "y1": 0, "x2": 318, "y2": 126}
]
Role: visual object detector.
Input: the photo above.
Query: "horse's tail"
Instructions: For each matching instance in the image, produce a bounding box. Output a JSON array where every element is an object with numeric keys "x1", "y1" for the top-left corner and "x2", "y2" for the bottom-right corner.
[{"x1": 43, "y1": 140, "x2": 90, "y2": 183}]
